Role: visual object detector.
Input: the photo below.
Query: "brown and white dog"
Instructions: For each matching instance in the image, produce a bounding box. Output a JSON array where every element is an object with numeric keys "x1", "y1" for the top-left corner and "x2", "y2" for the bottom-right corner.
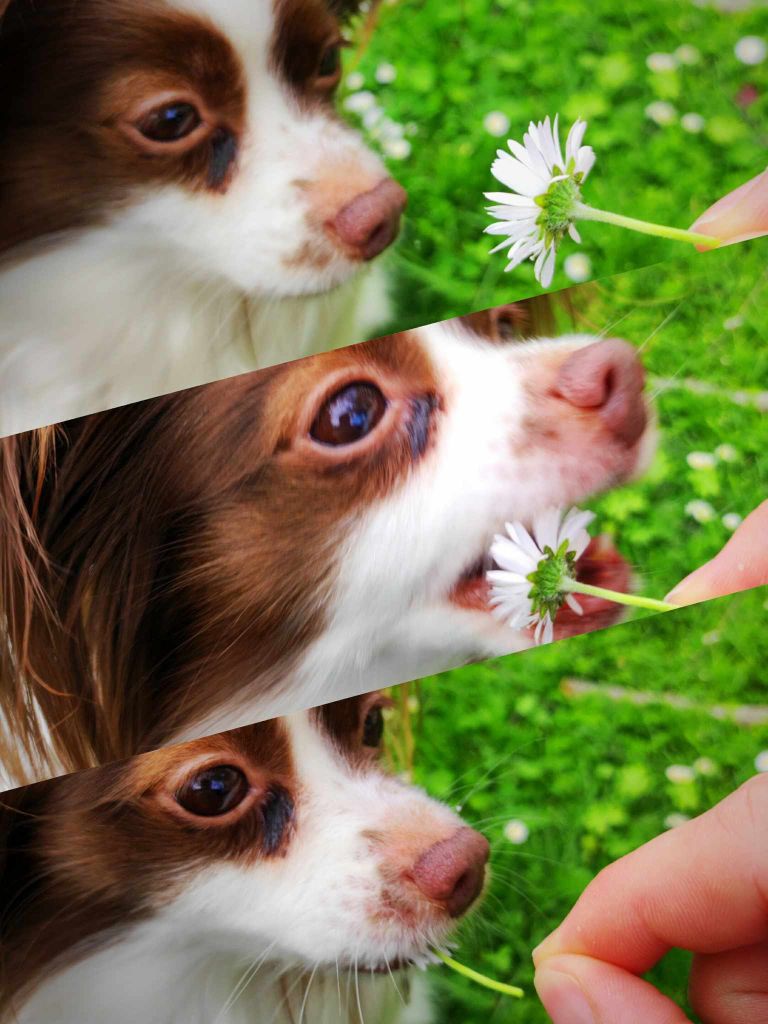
[
  {"x1": 0, "y1": 0, "x2": 405, "y2": 437},
  {"x1": 0, "y1": 309, "x2": 654, "y2": 786},
  {"x1": 0, "y1": 694, "x2": 489, "y2": 1024}
]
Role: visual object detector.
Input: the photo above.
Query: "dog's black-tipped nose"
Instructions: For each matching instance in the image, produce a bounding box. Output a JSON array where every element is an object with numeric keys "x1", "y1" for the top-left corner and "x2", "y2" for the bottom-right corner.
[
  {"x1": 411, "y1": 827, "x2": 489, "y2": 918},
  {"x1": 554, "y1": 339, "x2": 647, "y2": 445},
  {"x1": 330, "y1": 179, "x2": 407, "y2": 261}
]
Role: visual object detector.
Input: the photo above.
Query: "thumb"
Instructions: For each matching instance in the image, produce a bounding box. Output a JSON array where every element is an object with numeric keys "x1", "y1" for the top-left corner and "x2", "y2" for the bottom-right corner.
[
  {"x1": 690, "y1": 168, "x2": 768, "y2": 249},
  {"x1": 666, "y1": 499, "x2": 768, "y2": 605}
]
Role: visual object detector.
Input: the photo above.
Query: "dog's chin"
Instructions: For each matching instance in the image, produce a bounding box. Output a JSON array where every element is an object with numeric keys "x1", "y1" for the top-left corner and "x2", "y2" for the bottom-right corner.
[
  {"x1": 448, "y1": 535, "x2": 632, "y2": 642},
  {"x1": 265, "y1": 248, "x2": 365, "y2": 300}
]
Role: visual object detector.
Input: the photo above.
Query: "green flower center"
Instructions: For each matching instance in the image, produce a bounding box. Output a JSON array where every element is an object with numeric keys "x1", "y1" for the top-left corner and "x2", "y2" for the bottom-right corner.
[
  {"x1": 534, "y1": 164, "x2": 584, "y2": 246},
  {"x1": 526, "y1": 538, "x2": 578, "y2": 620}
]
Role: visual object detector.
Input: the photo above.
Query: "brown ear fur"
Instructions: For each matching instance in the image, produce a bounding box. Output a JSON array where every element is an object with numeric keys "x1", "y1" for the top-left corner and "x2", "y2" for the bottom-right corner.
[{"x1": 459, "y1": 295, "x2": 573, "y2": 343}]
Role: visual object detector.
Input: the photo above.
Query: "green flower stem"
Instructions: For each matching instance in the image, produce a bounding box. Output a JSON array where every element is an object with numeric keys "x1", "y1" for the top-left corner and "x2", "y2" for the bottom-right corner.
[
  {"x1": 562, "y1": 577, "x2": 678, "y2": 613},
  {"x1": 434, "y1": 951, "x2": 524, "y2": 998},
  {"x1": 573, "y1": 202, "x2": 720, "y2": 249}
]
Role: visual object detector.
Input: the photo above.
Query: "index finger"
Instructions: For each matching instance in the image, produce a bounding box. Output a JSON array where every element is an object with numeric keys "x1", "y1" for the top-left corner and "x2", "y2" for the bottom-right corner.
[{"x1": 534, "y1": 774, "x2": 768, "y2": 974}]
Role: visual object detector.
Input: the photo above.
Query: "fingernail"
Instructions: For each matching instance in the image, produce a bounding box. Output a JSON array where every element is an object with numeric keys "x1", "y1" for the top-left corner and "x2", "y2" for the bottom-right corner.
[
  {"x1": 691, "y1": 169, "x2": 768, "y2": 233},
  {"x1": 532, "y1": 929, "x2": 563, "y2": 967},
  {"x1": 535, "y1": 968, "x2": 596, "y2": 1024}
]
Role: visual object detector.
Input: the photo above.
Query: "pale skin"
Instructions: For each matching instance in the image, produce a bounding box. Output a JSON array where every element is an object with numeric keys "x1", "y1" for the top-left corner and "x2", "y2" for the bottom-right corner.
[{"x1": 534, "y1": 179, "x2": 768, "y2": 1023}]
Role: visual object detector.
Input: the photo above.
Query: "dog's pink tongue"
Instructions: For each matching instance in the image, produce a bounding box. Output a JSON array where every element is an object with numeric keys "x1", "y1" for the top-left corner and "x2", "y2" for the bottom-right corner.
[{"x1": 552, "y1": 535, "x2": 633, "y2": 640}]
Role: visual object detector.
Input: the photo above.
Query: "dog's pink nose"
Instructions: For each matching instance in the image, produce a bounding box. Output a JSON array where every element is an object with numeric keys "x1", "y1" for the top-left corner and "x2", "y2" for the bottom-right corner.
[
  {"x1": 330, "y1": 179, "x2": 407, "y2": 260},
  {"x1": 554, "y1": 339, "x2": 647, "y2": 445},
  {"x1": 410, "y1": 827, "x2": 489, "y2": 918}
]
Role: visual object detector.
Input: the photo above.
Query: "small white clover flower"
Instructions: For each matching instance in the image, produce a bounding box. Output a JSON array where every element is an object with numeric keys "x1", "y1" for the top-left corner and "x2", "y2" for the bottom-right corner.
[
  {"x1": 503, "y1": 819, "x2": 530, "y2": 845},
  {"x1": 487, "y1": 506, "x2": 595, "y2": 645},
  {"x1": 686, "y1": 499, "x2": 716, "y2": 524},
  {"x1": 681, "y1": 112, "x2": 706, "y2": 134},
  {"x1": 383, "y1": 137, "x2": 411, "y2": 160},
  {"x1": 485, "y1": 115, "x2": 596, "y2": 287},
  {"x1": 645, "y1": 101, "x2": 677, "y2": 126},
  {"x1": 647, "y1": 52, "x2": 679, "y2": 72},
  {"x1": 564, "y1": 252, "x2": 593, "y2": 282},
  {"x1": 723, "y1": 314, "x2": 745, "y2": 330},
  {"x1": 715, "y1": 443, "x2": 738, "y2": 462},
  {"x1": 694, "y1": 756, "x2": 717, "y2": 776},
  {"x1": 344, "y1": 90, "x2": 377, "y2": 114},
  {"x1": 362, "y1": 106, "x2": 384, "y2": 130},
  {"x1": 735, "y1": 35, "x2": 767, "y2": 65},
  {"x1": 722, "y1": 512, "x2": 743, "y2": 531},
  {"x1": 755, "y1": 751, "x2": 768, "y2": 773},
  {"x1": 686, "y1": 451, "x2": 717, "y2": 470},
  {"x1": 345, "y1": 71, "x2": 365, "y2": 91},
  {"x1": 664, "y1": 813, "x2": 690, "y2": 829},
  {"x1": 375, "y1": 61, "x2": 397, "y2": 83},
  {"x1": 675, "y1": 44, "x2": 701, "y2": 65},
  {"x1": 666, "y1": 764, "x2": 696, "y2": 784},
  {"x1": 484, "y1": 111, "x2": 511, "y2": 137}
]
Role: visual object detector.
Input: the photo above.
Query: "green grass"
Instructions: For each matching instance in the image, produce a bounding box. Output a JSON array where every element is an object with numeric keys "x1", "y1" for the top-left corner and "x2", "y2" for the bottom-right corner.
[
  {"x1": 377, "y1": 241, "x2": 768, "y2": 1020},
  {"x1": 342, "y1": 0, "x2": 768, "y2": 329}
]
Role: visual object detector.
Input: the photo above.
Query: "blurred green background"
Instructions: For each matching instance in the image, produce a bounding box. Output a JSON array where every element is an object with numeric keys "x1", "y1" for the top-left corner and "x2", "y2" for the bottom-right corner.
[
  {"x1": 342, "y1": 0, "x2": 768, "y2": 328},
  {"x1": 382, "y1": 240, "x2": 768, "y2": 1021}
]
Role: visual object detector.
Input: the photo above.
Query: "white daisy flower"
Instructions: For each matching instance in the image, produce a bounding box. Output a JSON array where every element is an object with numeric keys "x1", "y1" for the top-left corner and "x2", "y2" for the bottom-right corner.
[
  {"x1": 686, "y1": 451, "x2": 716, "y2": 470},
  {"x1": 664, "y1": 813, "x2": 690, "y2": 829},
  {"x1": 723, "y1": 315, "x2": 744, "y2": 331},
  {"x1": 485, "y1": 115, "x2": 596, "y2": 287},
  {"x1": 564, "y1": 252, "x2": 593, "y2": 282},
  {"x1": 383, "y1": 137, "x2": 411, "y2": 160},
  {"x1": 675, "y1": 44, "x2": 701, "y2": 65},
  {"x1": 484, "y1": 111, "x2": 511, "y2": 137},
  {"x1": 645, "y1": 100, "x2": 677, "y2": 126},
  {"x1": 343, "y1": 90, "x2": 377, "y2": 114},
  {"x1": 487, "y1": 506, "x2": 595, "y2": 645},
  {"x1": 693, "y1": 756, "x2": 717, "y2": 776},
  {"x1": 681, "y1": 112, "x2": 706, "y2": 134},
  {"x1": 735, "y1": 35, "x2": 766, "y2": 66},
  {"x1": 345, "y1": 71, "x2": 365, "y2": 91},
  {"x1": 755, "y1": 751, "x2": 768, "y2": 773},
  {"x1": 715, "y1": 443, "x2": 738, "y2": 462},
  {"x1": 375, "y1": 61, "x2": 397, "y2": 84},
  {"x1": 647, "y1": 52, "x2": 679, "y2": 73},
  {"x1": 722, "y1": 512, "x2": 743, "y2": 531},
  {"x1": 503, "y1": 819, "x2": 530, "y2": 845},
  {"x1": 665, "y1": 764, "x2": 696, "y2": 784},
  {"x1": 685, "y1": 499, "x2": 716, "y2": 523}
]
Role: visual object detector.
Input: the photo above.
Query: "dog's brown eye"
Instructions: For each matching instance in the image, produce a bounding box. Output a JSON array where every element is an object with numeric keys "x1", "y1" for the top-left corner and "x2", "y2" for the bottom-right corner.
[
  {"x1": 362, "y1": 706, "x2": 384, "y2": 748},
  {"x1": 310, "y1": 382, "x2": 387, "y2": 446},
  {"x1": 137, "y1": 102, "x2": 202, "y2": 143},
  {"x1": 317, "y1": 42, "x2": 342, "y2": 83},
  {"x1": 176, "y1": 765, "x2": 248, "y2": 817}
]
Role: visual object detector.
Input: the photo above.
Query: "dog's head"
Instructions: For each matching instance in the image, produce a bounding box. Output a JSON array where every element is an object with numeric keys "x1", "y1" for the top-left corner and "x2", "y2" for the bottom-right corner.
[
  {"x1": 0, "y1": 313, "x2": 654, "y2": 768},
  {"x1": 0, "y1": 695, "x2": 488, "y2": 1018},
  {"x1": 0, "y1": 0, "x2": 405, "y2": 295}
]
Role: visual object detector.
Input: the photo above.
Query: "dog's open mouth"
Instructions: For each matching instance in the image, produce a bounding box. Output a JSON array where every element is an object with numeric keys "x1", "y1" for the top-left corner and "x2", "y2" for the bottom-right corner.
[{"x1": 449, "y1": 534, "x2": 633, "y2": 641}]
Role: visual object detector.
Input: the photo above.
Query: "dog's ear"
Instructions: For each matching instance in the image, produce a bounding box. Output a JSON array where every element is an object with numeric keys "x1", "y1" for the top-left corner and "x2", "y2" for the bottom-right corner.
[
  {"x1": 459, "y1": 295, "x2": 576, "y2": 343},
  {"x1": 0, "y1": 430, "x2": 71, "y2": 784},
  {"x1": 0, "y1": 780, "x2": 57, "y2": 1015}
]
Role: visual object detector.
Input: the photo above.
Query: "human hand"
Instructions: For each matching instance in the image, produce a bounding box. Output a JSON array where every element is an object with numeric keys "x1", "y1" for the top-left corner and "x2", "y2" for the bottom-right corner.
[
  {"x1": 692, "y1": 168, "x2": 768, "y2": 248},
  {"x1": 665, "y1": 499, "x2": 768, "y2": 606},
  {"x1": 532, "y1": 773, "x2": 768, "y2": 1023}
]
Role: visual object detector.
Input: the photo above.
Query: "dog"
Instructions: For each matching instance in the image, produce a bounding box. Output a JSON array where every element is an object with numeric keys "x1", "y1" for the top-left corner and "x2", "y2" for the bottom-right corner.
[
  {"x1": 0, "y1": 0, "x2": 405, "y2": 437},
  {"x1": 0, "y1": 692, "x2": 489, "y2": 1024},
  {"x1": 0, "y1": 307, "x2": 654, "y2": 786}
]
